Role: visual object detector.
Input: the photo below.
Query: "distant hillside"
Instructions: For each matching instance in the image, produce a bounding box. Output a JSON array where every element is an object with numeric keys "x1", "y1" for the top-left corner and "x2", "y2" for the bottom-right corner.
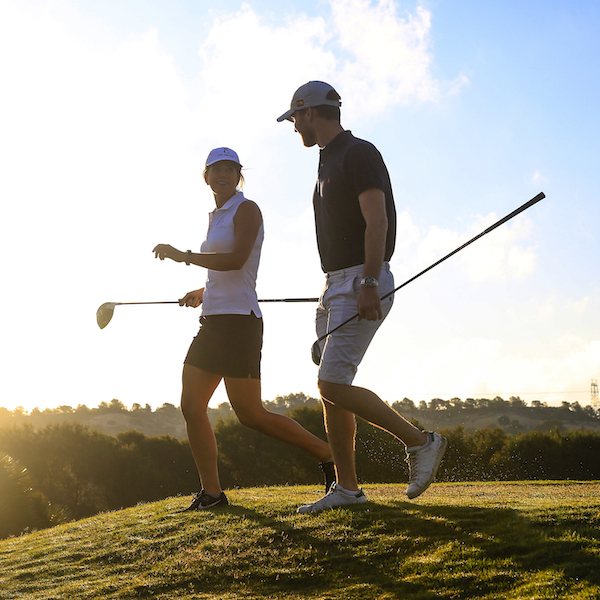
[
  {"x1": 418, "y1": 408, "x2": 600, "y2": 433},
  {"x1": 1, "y1": 394, "x2": 598, "y2": 438},
  {"x1": 0, "y1": 393, "x2": 320, "y2": 438},
  {"x1": 0, "y1": 400, "x2": 188, "y2": 438},
  {"x1": 393, "y1": 403, "x2": 600, "y2": 435},
  {"x1": 391, "y1": 396, "x2": 600, "y2": 434}
]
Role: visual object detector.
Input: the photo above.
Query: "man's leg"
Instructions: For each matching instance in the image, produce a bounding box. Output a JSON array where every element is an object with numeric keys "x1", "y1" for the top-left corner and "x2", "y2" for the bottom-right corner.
[
  {"x1": 298, "y1": 265, "x2": 446, "y2": 512},
  {"x1": 319, "y1": 380, "x2": 428, "y2": 495},
  {"x1": 297, "y1": 399, "x2": 369, "y2": 513},
  {"x1": 297, "y1": 266, "x2": 394, "y2": 512},
  {"x1": 319, "y1": 379, "x2": 447, "y2": 500},
  {"x1": 319, "y1": 380, "x2": 428, "y2": 450},
  {"x1": 321, "y1": 397, "x2": 359, "y2": 491}
]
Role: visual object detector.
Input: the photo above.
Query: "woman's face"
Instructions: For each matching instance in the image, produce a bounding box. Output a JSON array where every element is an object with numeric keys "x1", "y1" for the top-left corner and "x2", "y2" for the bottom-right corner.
[{"x1": 205, "y1": 161, "x2": 240, "y2": 199}]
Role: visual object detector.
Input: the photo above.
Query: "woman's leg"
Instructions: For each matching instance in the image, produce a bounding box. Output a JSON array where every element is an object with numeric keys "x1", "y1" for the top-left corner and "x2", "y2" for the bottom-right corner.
[
  {"x1": 224, "y1": 377, "x2": 332, "y2": 463},
  {"x1": 181, "y1": 364, "x2": 223, "y2": 496}
]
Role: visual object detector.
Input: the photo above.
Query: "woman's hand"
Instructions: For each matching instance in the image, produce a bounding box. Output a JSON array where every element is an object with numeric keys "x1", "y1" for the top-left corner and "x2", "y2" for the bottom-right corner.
[
  {"x1": 179, "y1": 288, "x2": 204, "y2": 307},
  {"x1": 153, "y1": 244, "x2": 184, "y2": 262}
]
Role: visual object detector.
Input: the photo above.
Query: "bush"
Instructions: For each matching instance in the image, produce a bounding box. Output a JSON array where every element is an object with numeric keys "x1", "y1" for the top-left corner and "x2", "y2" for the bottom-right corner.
[
  {"x1": 0, "y1": 452, "x2": 70, "y2": 539},
  {"x1": 0, "y1": 424, "x2": 197, "y2": 521},
  {"x1": 2, "y1": 408, "x2": 600, "y2": 536}
]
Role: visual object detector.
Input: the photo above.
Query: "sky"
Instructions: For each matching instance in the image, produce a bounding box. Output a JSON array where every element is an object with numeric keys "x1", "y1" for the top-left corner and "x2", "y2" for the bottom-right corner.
[{"x1": 1, "y1": 0, "x2": 599, "y2": 413}]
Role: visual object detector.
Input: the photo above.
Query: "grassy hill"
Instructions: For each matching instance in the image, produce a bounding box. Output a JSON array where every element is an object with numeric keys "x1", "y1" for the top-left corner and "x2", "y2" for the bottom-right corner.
[{"x1": 1, "y1": 482, "x2": 599, "y2": 599}]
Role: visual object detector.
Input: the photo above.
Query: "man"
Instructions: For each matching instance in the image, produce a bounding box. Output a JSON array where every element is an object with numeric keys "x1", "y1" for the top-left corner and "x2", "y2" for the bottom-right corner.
[{"x1": 277, "y1": 81, "x2": 447, "y2": 513}]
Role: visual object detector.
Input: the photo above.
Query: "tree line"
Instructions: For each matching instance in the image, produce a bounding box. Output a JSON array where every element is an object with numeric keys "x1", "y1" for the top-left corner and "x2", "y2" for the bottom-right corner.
[
  {"x1": 2, "y1": 402, "x2": 600, "y2": 539},
  {"x1": 392, "y1": 396, "x2": 600, "y2": 423},
  {"x1": 0, "y1": 393, "x2": 320, "y2": 439},
  {"x1": 1, "y1": 394, "x2": 598, "y2": 440}
]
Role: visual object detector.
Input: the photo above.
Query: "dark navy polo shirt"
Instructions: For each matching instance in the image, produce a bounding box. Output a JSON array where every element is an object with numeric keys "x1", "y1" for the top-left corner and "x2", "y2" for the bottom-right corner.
[{"x1": 313, "y1": 130, "x2": 396, "y2": 272}]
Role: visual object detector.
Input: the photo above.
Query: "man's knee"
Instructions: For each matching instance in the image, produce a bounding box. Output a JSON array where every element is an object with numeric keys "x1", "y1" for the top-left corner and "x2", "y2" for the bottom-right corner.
[{"x1": 319, "y1": 379, "x2": 350, "y2": 405}]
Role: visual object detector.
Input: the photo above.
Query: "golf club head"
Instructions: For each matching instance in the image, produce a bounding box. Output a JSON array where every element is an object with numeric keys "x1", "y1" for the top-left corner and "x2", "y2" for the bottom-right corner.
[
  {"x1": 96, "y1": 302, "x2": 117, "y2": 329},
  {"x1": 311, "y1": 340, "x2": 322, "y2": 366}
]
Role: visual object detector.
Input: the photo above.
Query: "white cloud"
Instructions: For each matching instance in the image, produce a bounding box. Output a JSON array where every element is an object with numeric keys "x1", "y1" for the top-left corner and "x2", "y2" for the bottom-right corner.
[
  {"x1": 458, "y1": 213, "x2": 537, "y2": 281},
  {"x1": 395, "y1": 210, "x2": 422, "y2": 252},
  {"x1": 538, "y1": 293, "x2": 598, "y2": 323},
  {"x1": 195, "y1": 0, "x2": 461, "y2": 136},
  {"x1": 330, "y1": 0, "x2": 443, "y2": 112},
  {"x1": 532, "y1": 170, "x2": 548, "y2": 186},
  {"x1": 569, "y1": 296, "x2": 591, "y2": 314},
  {"x1": 360, "y1": 327, "x2": 600, "y2": 407},
  {"x1": 472, "y1": 337, "x2": 600, "y2": 406},
  {"x1": 197, "y1": 4, "x2": 334, "y2": 141},
  {"x1": 445, "y1": 73, "x2": 470, "y2": 96},
  {"x1": 538, "y1": 297, "x2": 555, "y2": 321},
  {"x1": 393, "y1": 211, "x2": 538, "y2": 284}
]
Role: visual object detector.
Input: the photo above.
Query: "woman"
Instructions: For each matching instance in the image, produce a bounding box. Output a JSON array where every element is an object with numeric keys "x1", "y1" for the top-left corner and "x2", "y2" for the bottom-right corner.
[{"x1": 153, "y1": 147, "x2": 334, "y2": 510}]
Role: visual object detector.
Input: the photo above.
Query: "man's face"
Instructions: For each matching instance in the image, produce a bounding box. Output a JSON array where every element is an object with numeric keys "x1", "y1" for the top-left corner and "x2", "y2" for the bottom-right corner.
[{"x1": 291, "y1": 110, "x2": 317, "y2": 148}]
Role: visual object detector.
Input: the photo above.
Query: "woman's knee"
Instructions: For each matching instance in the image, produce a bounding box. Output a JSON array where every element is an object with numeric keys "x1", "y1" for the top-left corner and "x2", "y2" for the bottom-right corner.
[
  {"x1": 181, "y1": 366, "x2": 221, "y2": 420},
  {"x1": 234, "y1": 405, "x2": 265, "y2": 430},
  {"x1": 181, "y1": 393, "x2": 205, "y2": 422}
]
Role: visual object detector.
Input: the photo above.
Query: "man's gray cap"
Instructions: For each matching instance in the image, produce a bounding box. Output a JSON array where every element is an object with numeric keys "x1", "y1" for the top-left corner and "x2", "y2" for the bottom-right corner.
[{"x1": 277, "y1": 81, "x2": 341, "y2": 122}]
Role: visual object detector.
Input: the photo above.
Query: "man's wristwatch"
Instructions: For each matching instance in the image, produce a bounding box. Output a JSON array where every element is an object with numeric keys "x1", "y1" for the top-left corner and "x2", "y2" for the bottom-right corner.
[
  {"x1": 185, "y1": 250, "x2": 192, "y2": 266},
  {"x1": 360, "y1": 276, "x2": 379, "y2": 287}
]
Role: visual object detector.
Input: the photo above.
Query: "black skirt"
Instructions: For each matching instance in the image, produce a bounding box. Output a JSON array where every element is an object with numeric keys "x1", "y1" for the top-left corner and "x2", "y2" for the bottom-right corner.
[{"x1": 184, "y1": 313, "x2": 263, "y2": 379}]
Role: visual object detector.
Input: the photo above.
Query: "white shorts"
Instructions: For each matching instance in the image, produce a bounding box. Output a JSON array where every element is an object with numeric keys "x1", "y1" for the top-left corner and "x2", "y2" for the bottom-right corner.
[{"x1": 316, "y1": 263, "x2": 394, "y2": 386}]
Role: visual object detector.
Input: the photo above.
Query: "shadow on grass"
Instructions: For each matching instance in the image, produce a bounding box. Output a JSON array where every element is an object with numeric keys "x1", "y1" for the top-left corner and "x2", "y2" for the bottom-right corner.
[
  {"x1": 163, "y1": 502, "x2": 436, "y2": 600},
  {"x1": 3, "y1": 489, "x2": 599, "y2": 600},
  {"x1": 178, "y1": 497, "x2": 600, "y2": 600}
]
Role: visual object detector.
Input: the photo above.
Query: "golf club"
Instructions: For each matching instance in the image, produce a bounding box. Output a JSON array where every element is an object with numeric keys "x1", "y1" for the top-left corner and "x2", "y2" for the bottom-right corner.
[
  {"x1": 311, "y1": 191, "x2": 546, "y2": 365},
  {"x1": 97, "y1": 297, "x2": 319, "y2": 329}
]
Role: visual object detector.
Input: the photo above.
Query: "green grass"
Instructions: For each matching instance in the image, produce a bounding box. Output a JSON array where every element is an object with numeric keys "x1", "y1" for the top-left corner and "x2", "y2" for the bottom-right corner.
[{"x1": 1, "y1": 482, "x2": 599, "y2": 599}]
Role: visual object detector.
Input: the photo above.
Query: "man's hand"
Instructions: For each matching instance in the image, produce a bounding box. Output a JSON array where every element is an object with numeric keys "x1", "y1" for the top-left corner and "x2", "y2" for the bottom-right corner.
[
  {"x1": 357, "y1": 285, "x2": 383, "y2": 321},
  {"x1": 153, "y1": 244, "x2": 184, "y2": 262},
  {"x1": 357, "y1": 188, "x2": 387, "y2": 321}
]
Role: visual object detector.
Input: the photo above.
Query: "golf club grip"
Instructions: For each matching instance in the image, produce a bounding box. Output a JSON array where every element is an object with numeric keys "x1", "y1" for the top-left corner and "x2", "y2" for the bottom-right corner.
[
  {"x1": 481, "y1": 192, "x2": 545, "y2": 236},
  {"x1": 316, "y1": 192, "x2": 546, "y2": 342},
  {"x1": 258, "y1": 298, "x2": 319, "y2": 302},
  {"x1": 380, "y1": 192, "x2": 546, "y2": 301}
]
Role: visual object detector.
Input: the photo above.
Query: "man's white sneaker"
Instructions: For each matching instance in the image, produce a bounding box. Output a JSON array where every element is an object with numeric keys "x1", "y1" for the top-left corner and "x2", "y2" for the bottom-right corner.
[
  {"x1": 405, "y1": 432, "x2": 447, "y2": 499},
  {"x1": 296, "y1": 483, "x2": 367, "y2": 514}
]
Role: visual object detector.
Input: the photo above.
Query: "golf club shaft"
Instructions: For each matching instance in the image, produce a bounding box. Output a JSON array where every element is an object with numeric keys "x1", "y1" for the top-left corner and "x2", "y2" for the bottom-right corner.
[
  {"x1": 316, "y1": 192, "x2": 546, "y2": 343},
  {"x1": 114, "y1": 298, "x2": 319, "y2": 306},
  {"x1": 116, "y1": 301, "x2": 179, "y2": 306}
]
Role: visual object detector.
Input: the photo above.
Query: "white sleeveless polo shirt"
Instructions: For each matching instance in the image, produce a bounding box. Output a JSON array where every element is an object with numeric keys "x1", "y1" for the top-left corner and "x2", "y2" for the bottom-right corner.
[{"x1": 200, "y1": 192, "x2": 263, "y2": 317}]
